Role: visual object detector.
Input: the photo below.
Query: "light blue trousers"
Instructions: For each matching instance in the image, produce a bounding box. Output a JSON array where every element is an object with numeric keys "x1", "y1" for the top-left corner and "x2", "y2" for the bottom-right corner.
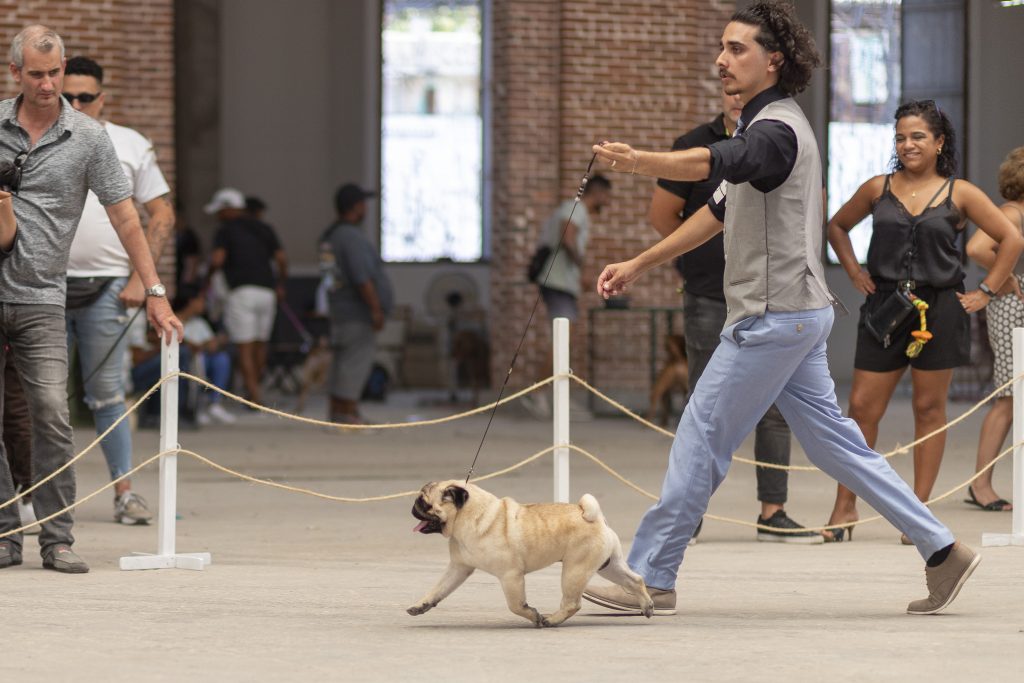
[{"x1": 627, "y1": 306, "x2": 955, "y2": 590}]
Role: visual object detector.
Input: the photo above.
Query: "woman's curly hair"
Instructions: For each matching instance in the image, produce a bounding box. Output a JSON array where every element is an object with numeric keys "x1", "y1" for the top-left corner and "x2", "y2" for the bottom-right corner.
[
  {"x1": 997, "y1": 146, "x2": 1024, "y2": 202},
  {"x1": 889, "y1": 100, "x2": 958, "y2": 178},
  {"x1": 731, "y1": 0, "x2": 821, "y2": 96}
]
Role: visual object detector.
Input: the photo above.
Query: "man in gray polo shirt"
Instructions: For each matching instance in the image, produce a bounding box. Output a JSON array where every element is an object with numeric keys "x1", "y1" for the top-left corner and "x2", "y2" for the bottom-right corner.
[{"x1": 0, "y1": 25, "x2": 182, "y2": 574}]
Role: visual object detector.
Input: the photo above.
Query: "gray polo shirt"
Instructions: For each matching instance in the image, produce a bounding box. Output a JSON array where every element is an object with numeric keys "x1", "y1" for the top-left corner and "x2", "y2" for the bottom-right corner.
[
  {"x1": 0, "y1": 96, "x2": 132, "y2": 306},
  {"x1": 321, "y1": 221, "x2": 394, "y2": 327}
]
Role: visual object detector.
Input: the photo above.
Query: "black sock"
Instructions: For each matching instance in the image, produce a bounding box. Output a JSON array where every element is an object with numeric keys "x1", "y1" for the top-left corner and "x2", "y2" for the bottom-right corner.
[{"x1": 927, "y1": 543, "x2": 954, "y2": 567}]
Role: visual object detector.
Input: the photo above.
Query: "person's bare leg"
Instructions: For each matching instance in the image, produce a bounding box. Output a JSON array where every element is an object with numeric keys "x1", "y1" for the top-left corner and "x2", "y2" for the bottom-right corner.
[
  {"x1": 237, "y1": 341, "x2": 261, "y2": 404},
  {"x1": 825, "y1": 367, "x2": 904, "y2": 538},
  {"x1": 253, "y1": 340, "x2": 268, "y2": 385},
  {"x1": 908, "y1": 367, "x2": 954, "y2": 502},
  {"x1": 971, "y1": 397, "x2": 1013, "y2": 508}
]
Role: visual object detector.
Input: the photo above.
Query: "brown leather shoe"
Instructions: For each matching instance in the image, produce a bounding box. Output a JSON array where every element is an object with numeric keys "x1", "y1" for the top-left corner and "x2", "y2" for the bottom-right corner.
[
  {"x1": 583, "y1": 580, "x2": 675, "y2": 616},
  {"x1": 41, "y1": 544, "x2": 90, "y2": 574},
  {"x1": 907, "y1": 542, "x2": 980, "y2": 615}
]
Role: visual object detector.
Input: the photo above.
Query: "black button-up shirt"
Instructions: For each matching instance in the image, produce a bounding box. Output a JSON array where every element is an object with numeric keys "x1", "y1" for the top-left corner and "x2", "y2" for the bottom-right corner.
[
  {"x1": 656, "y1": 113, "x2": 731, "y2": 300},
  {"x1": 706, "y1": 86, "x2": 798, "y2": 222}
]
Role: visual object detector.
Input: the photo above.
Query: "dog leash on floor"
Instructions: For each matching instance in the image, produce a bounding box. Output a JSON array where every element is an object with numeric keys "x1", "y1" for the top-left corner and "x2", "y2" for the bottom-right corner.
[{"x1": 464, "y1": 153, "x2": 598, "y2": 483}]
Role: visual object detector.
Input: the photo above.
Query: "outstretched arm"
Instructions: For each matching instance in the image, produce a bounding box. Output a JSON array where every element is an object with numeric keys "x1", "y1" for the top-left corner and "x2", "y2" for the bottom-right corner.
[
  {"x1": 596, "y1": 204, "x2": 723, "y2": 299},
  {"x1": 593, "y1": 142, "x2": 711, "y2": 182}
]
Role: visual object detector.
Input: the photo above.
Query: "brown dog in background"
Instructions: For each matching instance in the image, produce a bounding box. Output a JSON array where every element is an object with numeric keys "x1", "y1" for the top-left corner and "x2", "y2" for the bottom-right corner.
[{"x1": 647, "y1": 334, "x2": 689, "y2": 426}]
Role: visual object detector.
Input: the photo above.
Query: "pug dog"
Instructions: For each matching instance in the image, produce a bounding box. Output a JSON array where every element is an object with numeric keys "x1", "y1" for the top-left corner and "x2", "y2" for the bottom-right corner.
[{"x1": 407, "y1": 480, "x2": 654, "y2": 627}]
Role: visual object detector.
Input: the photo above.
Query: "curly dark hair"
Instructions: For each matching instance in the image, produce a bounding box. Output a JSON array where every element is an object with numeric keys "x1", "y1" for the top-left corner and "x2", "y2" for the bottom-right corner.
[
  {"x1": 731, "y1": 0, "x2": 821, "y2": 96},
  {"x1": 889, "y1": 100, "x2": 958, "y2": 178},
  {"x1": 997, "y1": 146, "x2": 1024, "y2": 202}
]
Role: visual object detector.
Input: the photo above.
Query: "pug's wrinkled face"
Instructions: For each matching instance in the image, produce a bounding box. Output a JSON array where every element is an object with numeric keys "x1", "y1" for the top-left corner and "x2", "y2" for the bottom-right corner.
[{"x1": 411, "y1": 481, "x2": 469, "y2": 538}]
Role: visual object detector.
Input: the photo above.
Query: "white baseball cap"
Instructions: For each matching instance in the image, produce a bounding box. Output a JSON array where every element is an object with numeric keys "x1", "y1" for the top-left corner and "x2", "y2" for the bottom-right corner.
[{"x1": 204, "y1": 187, "x2": 246, "y2": 214}]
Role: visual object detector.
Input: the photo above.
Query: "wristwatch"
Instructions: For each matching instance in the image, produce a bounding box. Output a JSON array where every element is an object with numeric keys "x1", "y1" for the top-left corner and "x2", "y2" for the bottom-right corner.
[
  {"x1": 978, "y1": 282, "x2": 995, "y2": 298},
  {"x1": 145, "y1": 283, "x2": 167, "y2": 298}
]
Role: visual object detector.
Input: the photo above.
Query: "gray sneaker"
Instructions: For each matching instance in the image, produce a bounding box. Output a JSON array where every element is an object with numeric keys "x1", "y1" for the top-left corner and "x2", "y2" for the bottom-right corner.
[
  {"x1": 42, "y1": 544, "x2": 89, "y2": 573},
  {"x1": 907, "y1": 542, "x2": 981, "y2": 615},
  {"x1": 114, "y1": 492, "x2": 153, "y2": 525},
  {"x1": 583, "y1": 580, "x2": 675, "y2": 616},
  {"x1": 0, "y1": 540, "x2": 23, "y2": 568}
]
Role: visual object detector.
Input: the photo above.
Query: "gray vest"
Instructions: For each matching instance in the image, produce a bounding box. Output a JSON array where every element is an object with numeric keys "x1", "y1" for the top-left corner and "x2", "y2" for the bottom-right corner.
[{"x1": 721, "y1": 97, "x2": 834, "y2": 327}]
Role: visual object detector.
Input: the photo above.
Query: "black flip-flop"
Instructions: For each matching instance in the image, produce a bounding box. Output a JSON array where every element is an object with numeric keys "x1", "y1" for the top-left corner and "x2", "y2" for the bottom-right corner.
[{"x1": 965, "y1": 486, "x2": 1013, "y2": 512}]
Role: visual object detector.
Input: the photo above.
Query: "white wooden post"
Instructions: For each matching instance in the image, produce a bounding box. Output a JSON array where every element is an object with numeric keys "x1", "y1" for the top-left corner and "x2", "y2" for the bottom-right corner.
[
  {"x1": 983, "y1": 327, "x2": 1024, "y2": 547},
  {"x1": 553, "y1": 317, "x2": 570, "y2": 503},
  {"x1": 121, "y1": 334, "x2": 212, "y2": 570}
]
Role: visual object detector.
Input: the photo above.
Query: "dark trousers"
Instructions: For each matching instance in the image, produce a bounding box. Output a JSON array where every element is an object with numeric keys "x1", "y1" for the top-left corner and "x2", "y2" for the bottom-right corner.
[
  {"x1": 0, "y1": 304, "x2": 77, "y2": 553},
  {"x1": 2, "y1": 349, "x2": 32, "y2": 492},
  {"x1": 682, "y1": 292, "x2": 790, "y2": 504}
]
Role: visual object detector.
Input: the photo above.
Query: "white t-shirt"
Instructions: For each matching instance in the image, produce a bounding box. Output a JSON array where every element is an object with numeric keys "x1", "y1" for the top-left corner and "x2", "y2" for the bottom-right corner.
[
  {"x1": 67, "y1": 121, "x2": 171, "y2": 277},
  {"x1": 183, "y1": 316, "x2": 214, "y2": 347}
]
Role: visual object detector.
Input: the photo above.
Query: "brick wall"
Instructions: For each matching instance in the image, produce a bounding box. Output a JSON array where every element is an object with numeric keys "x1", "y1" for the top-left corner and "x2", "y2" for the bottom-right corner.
[
  {"x1": 0, "y1": 1, "x2": 176, "y2": 281},
  {"x1": 490, "y1": 0, "x2": 733, "y2": 405}
]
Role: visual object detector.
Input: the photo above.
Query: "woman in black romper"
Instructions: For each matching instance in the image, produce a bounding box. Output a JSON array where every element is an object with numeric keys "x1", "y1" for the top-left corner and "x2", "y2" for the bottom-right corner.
[{"x1": 823, "y1": 100, "x2": 1023, "y2": 541}]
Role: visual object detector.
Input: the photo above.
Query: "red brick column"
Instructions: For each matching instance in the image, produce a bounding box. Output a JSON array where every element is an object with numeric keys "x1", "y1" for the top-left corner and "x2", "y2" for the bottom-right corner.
[{"x1": 490, "y1": 0, "x2": 733, "y2": 402}]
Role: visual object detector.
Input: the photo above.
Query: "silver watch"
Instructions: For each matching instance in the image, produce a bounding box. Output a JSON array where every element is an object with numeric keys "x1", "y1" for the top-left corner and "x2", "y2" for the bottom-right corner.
[{"x1": 145, "y1": 283, "x2": 167, "y2": 298}]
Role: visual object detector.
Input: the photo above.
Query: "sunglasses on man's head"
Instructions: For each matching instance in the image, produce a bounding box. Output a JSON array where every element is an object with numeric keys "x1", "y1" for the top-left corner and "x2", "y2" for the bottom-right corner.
[{"x1": 63, "y1": 92, "x2": 101, "y2": 104}]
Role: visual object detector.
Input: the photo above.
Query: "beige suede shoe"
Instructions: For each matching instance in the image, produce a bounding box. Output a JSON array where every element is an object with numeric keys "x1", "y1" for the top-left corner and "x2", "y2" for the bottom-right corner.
[
  {"x1": 906, "y1": 542, "x2": 980, "y2": 615},
  {"x1": 582, "y1": 581, "x2": 676, "y2": 616}
]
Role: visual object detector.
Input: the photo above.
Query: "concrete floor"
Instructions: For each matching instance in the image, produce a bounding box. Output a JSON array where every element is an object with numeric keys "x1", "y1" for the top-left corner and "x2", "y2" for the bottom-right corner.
[{"x1": 3, "y1": 387, "x2": 1023, "y2": 682}]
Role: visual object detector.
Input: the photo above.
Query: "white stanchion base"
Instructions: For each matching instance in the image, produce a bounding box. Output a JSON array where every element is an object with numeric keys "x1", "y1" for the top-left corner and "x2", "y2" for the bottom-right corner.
[
  {"x1": 981, "y1": 533, "x2": 1024, "y2": 547},
  {"x1": 119, "y1": 552, "x2": 212, "y2": 571}
]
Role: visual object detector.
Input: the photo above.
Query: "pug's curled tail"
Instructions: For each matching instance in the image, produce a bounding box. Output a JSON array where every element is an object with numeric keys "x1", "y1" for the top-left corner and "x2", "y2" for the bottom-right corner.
[{"x1": 578, "y1": 494, "x2": 603, "y2": 523}]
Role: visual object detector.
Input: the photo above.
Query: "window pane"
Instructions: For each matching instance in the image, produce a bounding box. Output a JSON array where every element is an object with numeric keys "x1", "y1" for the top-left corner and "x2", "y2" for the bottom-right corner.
[
  {"x1": 828, "y1": 0, "x2": 902, "y2": 264},
  {"x1": 381, "y1": 0, "x2": 482, "y2": 262}
]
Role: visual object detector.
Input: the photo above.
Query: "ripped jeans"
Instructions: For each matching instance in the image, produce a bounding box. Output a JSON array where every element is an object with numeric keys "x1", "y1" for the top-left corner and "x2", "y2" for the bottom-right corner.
[{"x1": 66, "y1": 277, "x2": 133, "y2": 481}]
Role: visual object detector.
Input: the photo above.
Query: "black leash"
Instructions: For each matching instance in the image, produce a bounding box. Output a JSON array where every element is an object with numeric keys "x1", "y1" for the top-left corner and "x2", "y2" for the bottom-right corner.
[
  {"x1": 465, "y1": 154, "x2": 597, "y2": 483},
  {"x1": 71, "y1": 306, "x2": 145, "y2": 399}
]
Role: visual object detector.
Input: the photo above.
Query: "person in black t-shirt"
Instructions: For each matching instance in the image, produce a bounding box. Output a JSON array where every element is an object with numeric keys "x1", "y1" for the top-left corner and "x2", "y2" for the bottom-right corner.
[
  {"x1": 208, "y1": 187, "x2": 288, "y2": 408},
  {"x1": 647, "y1": 91, "x2": 821, "y2": 544}
]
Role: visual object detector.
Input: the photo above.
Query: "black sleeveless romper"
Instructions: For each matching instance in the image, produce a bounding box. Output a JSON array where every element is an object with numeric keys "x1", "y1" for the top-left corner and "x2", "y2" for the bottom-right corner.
[{"x1": 854, "y1": 176, "x2": 970, "y2": 372}]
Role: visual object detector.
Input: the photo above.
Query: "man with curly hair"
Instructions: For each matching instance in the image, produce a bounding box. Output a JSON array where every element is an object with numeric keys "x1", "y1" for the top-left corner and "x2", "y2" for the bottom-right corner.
[{"x1": 583, "y1": 0, "x2": 978, "y2": 617}]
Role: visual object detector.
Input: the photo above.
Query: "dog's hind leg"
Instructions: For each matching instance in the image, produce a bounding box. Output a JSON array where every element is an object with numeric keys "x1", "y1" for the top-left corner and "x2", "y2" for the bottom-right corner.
[
  {"x1": 499, "y1": 572, "x2": 548, "y2": 628},
  {"x1": 407, "y1": 562, "x2": 475, "y2": 616},
  {"x1": 596, "y1": 543, "x2": 655, "y2": 618}
]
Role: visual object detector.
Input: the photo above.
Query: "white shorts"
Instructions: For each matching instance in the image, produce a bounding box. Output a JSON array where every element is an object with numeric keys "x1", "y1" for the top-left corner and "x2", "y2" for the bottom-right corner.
[{"x1": 225, "y1": 285, "x2": 277, "y2": 343}]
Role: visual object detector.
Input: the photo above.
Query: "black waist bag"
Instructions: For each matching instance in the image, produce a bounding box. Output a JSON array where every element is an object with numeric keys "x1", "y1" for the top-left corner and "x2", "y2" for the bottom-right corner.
[
  {"x1": 65, "y1": 276, "x2": 116, "y2": 310},
  {"x1": 865, "y1": 288, "x2": 915, "y2": 348},
  {"x1": 527, "y1": 245, "x2": 552, "y2": 283}
]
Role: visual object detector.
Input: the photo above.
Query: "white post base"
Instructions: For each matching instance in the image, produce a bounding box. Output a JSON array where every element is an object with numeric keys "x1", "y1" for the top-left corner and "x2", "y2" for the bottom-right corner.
[
  {"x1": 981, "y1": 533, "x2": 1024, "y2": 548},
  {"x1": 120, "y1": 552, "x2": 212, "y2": 571}
]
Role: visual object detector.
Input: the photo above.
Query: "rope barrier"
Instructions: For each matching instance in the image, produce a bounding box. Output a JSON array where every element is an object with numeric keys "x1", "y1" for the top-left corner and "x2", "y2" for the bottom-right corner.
[
  {"x1": 2, "y1": 435, "x2": 1015, "y2": 539},
  {"x1": 0, "y1": 369, "x2": 1018, "y2": 538},
  {"x1": 570, "y1": 372, "x2": 1024, "y2": 470}
]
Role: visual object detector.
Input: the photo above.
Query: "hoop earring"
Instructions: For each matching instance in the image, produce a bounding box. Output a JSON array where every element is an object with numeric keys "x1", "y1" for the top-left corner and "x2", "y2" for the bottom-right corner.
[{"x1": 937, "y1": 147, "x2": 942, "y2": 155}]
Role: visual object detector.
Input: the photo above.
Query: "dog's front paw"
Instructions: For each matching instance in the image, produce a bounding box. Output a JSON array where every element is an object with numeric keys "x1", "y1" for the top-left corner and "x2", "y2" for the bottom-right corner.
[{"x1": 407, "y1": 602, "x2": 433, "y2": 616}]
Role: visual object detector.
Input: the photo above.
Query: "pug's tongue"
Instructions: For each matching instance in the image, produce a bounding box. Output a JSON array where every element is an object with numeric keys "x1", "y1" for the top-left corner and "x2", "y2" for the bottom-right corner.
[{"x1": 414, "y1": 521, "x2": 429, "y2": 533}]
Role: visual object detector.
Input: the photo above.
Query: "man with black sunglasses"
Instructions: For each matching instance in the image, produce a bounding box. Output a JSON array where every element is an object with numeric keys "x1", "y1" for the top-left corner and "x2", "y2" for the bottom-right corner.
[
  {"x1": 60, "y1": 55, "x2": 175, "y2": 526},
  {"x1": 0, "y1": 25, "x2": 182, "y2": 574}
]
